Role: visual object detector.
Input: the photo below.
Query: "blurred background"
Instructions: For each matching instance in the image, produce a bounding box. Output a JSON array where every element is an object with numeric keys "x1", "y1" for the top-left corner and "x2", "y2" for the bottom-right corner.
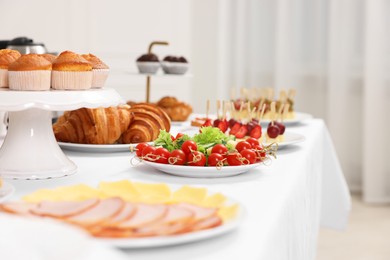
[{"x1": 1, "y1": 0, "x2": 389, "y2": 258}]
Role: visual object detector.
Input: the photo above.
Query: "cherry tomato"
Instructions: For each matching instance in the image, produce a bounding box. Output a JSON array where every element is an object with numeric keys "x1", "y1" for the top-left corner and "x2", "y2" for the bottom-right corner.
[
  {"x1": 175, "y1": 133, "x2": 184, "y2": 140},
  {"x1": 226, "y1": 152, "x2": 243, "y2": 166},
  {"x1": 187, "y1": 151, "x2": 206, "y2": 166},
  {"x1": 267, "y1": 125, "x2": 280, "y2": 138},
  {"x1": 154, "y1": 147, "x2": 170, "y2": 164},
  {"x1": 211, "y1": 144, "x2": 228, "y2": 155},
  {"x1": 240, "y1": 149, "x2": 257, "y2": 164},
  {"x1": 168, "y1": 149, "x2": 186, "y2": 165},
  {"x1": 181, "y1": 140, "x2": 197, "y2": 154},
  {"x1": 135, "y1": 143, "x2": 149, "y2": 157},
  {"x1": 246, "y1": 137, "x2": 260, "y2": 148},
  {"x1": 235, "y1": 141, "x2": 252, "y2": 152},
  {"x1": 208, "y1": 153, "x2": 225, "y2": 167},
  {"x1": 141, "y1": 146, "x2": 157, "y2": 161},
  {"x1": 253, "y1": 144, "x2": 266, "y2": 161},
  {"x1": 170, "y1": 135, "x2": 175, "y2": 141}
]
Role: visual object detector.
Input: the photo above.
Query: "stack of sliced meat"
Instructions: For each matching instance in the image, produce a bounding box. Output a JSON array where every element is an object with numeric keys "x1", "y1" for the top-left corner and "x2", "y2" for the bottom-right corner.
[{"x1": 0, "y1": 198, "x2": 222, "y2": 238}]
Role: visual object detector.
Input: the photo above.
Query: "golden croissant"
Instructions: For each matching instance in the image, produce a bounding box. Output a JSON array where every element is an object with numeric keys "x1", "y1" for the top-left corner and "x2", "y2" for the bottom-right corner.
[{"x1": 53, "y1": 106, "x2": 132, "y2": 144}]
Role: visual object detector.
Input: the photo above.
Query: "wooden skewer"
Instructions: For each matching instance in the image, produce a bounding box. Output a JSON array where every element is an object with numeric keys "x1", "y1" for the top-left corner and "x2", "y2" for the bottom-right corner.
[
  {"x1": 282, "y1": 103, "x2": 290, "y2": 123},
  {"x1": 239, "y1": 101, "x2": 244, "y2": 121},
  {"x1": 216, "y1": 100, "x2": 221, "y2": 119},
  {"x1": 270, "y1": 101, "x2": 276, "y2": 126},
  {"x1": 222, "y1": 101, "x2": 227, "y2": 120},
  {"x1": 231, "y1": 101, "x2": 236, "y2": 120},
  {"x1": 277, "y1": 103, "x2": 284, "y2": 121},
  {"x1": 258, "y1": 103, "x2": 266, "y2": 123}
]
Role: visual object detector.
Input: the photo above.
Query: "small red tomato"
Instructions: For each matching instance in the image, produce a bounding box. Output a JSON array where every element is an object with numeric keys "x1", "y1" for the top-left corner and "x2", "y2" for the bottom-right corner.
[
  {"x1": 252, "y1": 144, "x2": 266, "y2": 161},
  {"x1": 154, "y1": 147, "x2": 170, "y2": 164},
  {"x1": 135, "y1": 143, "x2": 149, "y2": 157},
  {"x1": 175, "y1": 133, "x2": 184, "y2": 140},
  {"x1": 246, "y1": 137, "x2": 260, "y2": 147},
  {"x1": 267, "y1": 125, "x2": 280, "y2": 138},
  {"x1": 168, "y1": 149, "x2": 186, "y2": 165},
  {"x1": 141, "y1": 146, "x2": 157, "y2": 161},
  {"x1": 181, "y1": 140, "x2": 198, "y2": 154},
  {"x1": 187, "y1": 151, "x2": 206, "y2": 166},
  {"x1": 240, "y1": 149, "x2": 257, "y2": 164},
  {"x1": 235, "y1": 125, "x2": 249, "y2": 139},
  {"x1": 211, "y1": 144, "x2": 228, "y2": 155},
  {"x1": 208, "y1": 153, "x2": 225, "y2": 167},
  {"x1": 226, "y1": 152, "x2": 243, "y2": 166},
  {"x1": 235, "y1": 141, "x2": 252, "y2": 152}
]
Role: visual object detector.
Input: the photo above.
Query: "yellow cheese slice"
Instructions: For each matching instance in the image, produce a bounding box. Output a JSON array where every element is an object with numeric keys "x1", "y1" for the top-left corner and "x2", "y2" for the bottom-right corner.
[
  {"x1": 98, "y1": 180, "x2": 140, "y2": 201},
  {"x1": 172, "y1": 185, "x2": 208, "y2": 205}
]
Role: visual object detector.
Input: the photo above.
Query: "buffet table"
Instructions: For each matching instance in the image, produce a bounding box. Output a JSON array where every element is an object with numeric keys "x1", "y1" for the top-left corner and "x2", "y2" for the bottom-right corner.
[{"x1": 3, "y1": 118, "x2": 350, "y2": 260}]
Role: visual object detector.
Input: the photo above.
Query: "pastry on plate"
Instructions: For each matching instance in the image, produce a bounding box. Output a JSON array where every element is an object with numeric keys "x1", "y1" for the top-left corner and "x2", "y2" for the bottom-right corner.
[
  {"x1": 39, "y1": 53, "x2": 57, "y2": 63},
  {"x1": 8, "y1": 54, "x2": 52, "y2": 91},
  {"x1": 156, "y1": 96, "x2": 192, "y2": 121},
  {"x1": 51, "y1": 51, "x2": 92, "y2": 90},
  {"x1": 0, "y1": 49, "x2": 21, "y2": 88},
  {"x1": 81, "y1": 53, "x2": 109, "y2": 88}
]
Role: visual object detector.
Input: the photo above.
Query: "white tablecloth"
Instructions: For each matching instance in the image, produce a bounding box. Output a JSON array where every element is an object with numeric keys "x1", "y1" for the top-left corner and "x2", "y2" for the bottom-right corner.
[{"x1": 4, "y1": 119, "x2": 350, "y2": 260}]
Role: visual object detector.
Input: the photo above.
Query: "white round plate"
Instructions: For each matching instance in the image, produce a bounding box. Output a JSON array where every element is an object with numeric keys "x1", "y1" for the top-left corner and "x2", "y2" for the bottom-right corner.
[
  {"x1": 261, "y1": 112, "x2": 312, "y2": 126},
  {"x1": 0, "y1": 182, "x2": 15, "y2": 203},
  {"x1": 98, "y1": 200, "x2": 245, "y2": 248},
  {"x1": 263, "y1": 132, "x2": 305, "y2": 149},
  {"x1": 58, "y1": 142, "x2": 152, "y2": 153},
  {"x1": 142, "y1": 161, "x2": 263, "y2": 178}
]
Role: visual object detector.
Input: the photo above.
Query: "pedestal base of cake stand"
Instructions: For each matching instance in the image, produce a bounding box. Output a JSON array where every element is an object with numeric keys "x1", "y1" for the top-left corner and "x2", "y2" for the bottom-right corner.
[{"x1": 0, "y1": 108, "x2": 77, "y2": 179}]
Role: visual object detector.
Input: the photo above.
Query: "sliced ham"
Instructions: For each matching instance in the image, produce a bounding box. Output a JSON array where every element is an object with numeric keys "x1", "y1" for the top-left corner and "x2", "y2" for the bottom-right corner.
[
  {"x1": 30, "y1": 199, "x2": 99, "y2": 218},
  {"x1": 0, "y1": 202, "x2": 37, "y2": 216},
  {"x1": 116, "y1": 203, "x2": 167, "y2": 229},
  {"x1": 134, "y1": 205, "x2": 194, "y2": 237},
  {"x1": 100, "y1": 202, "x2": 137, "y2": 227},
  {"x1": 191, "y1": 215, "x2": 222, "y2": 231},
  {"x1": 177, "y1": 203, "x2": 217, "y2": 222},
  {"x1": 66, "y1": 197, "x2": 124, "y2": 226}
]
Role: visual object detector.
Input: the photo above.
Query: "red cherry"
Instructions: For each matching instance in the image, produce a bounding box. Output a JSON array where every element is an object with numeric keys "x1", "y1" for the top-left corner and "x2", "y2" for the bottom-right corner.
[{"x1": 267, "y1": 125, "x2": 280, "y2": 138}]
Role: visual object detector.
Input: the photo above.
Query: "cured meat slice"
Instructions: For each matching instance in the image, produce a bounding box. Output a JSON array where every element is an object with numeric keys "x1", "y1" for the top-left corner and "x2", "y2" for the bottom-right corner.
[
  {"x1": 66, "y1": 197, "x2": 124, "y2": 226},
  {"x1": 30, "y1": 199, "x2": 99, "y2": 218},
  {"x1": 101, "y1": 202, "x2": 137, "y2": 227},
  {"x1": 134, "y1": 204, "x2": 194, "y2": 237},
  {"x1": 116, "y1": 203, "x2": 167, "y2": 229},
  {"x1": 191, "y1": 216, "x2": 222, "y2": 231},
  {"x1": 177, "y1": 203, "x2": 217, "y2": 222},
  {"x1": 0, "y1": 202, "x2": 37, "y2": 216}
]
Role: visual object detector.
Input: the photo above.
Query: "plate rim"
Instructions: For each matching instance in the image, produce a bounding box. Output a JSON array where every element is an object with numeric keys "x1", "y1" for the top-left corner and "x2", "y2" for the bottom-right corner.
[
  {"x1": 0, "y1": 181, "x2": 15, "y2": 203},
  {"x1": 263, "y1": 132, "x2": 306, "y2": 148},
  {"x1": 58, "y1": 141, "x2": 153, "y2": 153}
]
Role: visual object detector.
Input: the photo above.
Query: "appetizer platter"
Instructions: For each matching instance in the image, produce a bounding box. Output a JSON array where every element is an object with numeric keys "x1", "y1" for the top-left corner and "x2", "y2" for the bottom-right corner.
[
  {"x1": 133, "y1": 126, "x2": 277, "y2": 177},
  {"x1": 0, "y1": 181, "x2": 242, "y2": 248}
]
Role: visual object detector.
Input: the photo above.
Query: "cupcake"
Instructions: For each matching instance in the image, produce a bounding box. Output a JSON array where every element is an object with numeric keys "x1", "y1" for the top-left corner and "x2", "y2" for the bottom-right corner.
[
  {"x1": 136, "y1": 53, "x2": 160, "y2": 74},
  {"x1": 8, "y1": 54, "x2": 52, "y2": 91},
  {"x1": 161, "y1": 55, "x2": 189, "y2": 75},
  {"x1": 51, "y1": 51, "x2": 92, "y2": 90},
  {"x1": 81, "y1": 53, "x2": 109, "y2": 88},
  {"x1": 0, "y1": 49, "x2": 21, "y2": 88},
  {"x1": 39, "y1": 53, "x2": 57, "y2": 63}
]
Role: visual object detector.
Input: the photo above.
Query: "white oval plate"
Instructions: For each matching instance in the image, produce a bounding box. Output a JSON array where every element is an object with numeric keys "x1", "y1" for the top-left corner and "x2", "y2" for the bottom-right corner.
[
  {"x1": 0, "y1": 182, "x2": 15, "y2": 203},
  {"x1": 263, "y1": 132, "x2": 305, "y2": 149},
  {"x1": 142, "y1": 160, "x2": 263, "y2": 178},
  {"x1": 261, "y1": 112, "x2": 313, "y2": 126},
  {"x1": 58, "y1": 142, "x2": 152, "y2": 153},
  {"x1": 98, "y1": 199, "x2": 245, "y2": 248}
]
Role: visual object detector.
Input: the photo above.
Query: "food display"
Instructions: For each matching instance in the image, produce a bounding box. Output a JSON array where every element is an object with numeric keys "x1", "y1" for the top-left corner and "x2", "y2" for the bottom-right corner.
[
  {"x1": 231, "y1": 88, "x2": 296, "y2": 120},
  {"x1": 53, "y1": 103, "x2": 171, "y2": 145},
  {"x1": 161, "y1": 55, "x2": 189, "y2": 75},
  {"x1": 81, "y1": 53, "x2": 110, "y2": 88},
  {"x1": 8, "y1": 54, "x2": 52, "y2": 91},
  {"x1": 136, "y1": 53, "x2": 160, "y2": 74},
  {"x1": 0, "y1": 181, "x2": 239, "y2": 239},
  {"x1": 0, "y1": 49, "x2": 21, "y2": 87},
  {"x1": 156, "y1": 96, "x2": 193, "y2": 121},
  {"x1": 135, "y1": 127, "x2": 275, "y2": 168}
]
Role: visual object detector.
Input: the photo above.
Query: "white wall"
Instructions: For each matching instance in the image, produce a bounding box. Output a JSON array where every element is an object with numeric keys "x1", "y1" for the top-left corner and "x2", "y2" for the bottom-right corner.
[{"x1": 0, "y1": 0, "x2": 193, "y2": 104}]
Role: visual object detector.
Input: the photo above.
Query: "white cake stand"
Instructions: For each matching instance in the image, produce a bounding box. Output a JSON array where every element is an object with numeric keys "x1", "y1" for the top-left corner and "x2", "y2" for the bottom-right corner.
[{"x1": 0, "y1": 88, "x2": 124, "y2": 180}]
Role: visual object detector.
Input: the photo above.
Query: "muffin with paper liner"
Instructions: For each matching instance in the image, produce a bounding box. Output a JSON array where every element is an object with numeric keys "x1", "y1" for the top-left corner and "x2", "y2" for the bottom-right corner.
[
  {"x1": 8, "y1": 54, "x2": 52, "y2": 91},
  {"x1": 51, "y1": 51, "x2": 92, "y2": 90},
  {"x1": 81, "y1": 53, "x2": 109, "y2": 88},
  {"x1": 0, "y1": 49, "x2": 21, "y2": 88}
]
